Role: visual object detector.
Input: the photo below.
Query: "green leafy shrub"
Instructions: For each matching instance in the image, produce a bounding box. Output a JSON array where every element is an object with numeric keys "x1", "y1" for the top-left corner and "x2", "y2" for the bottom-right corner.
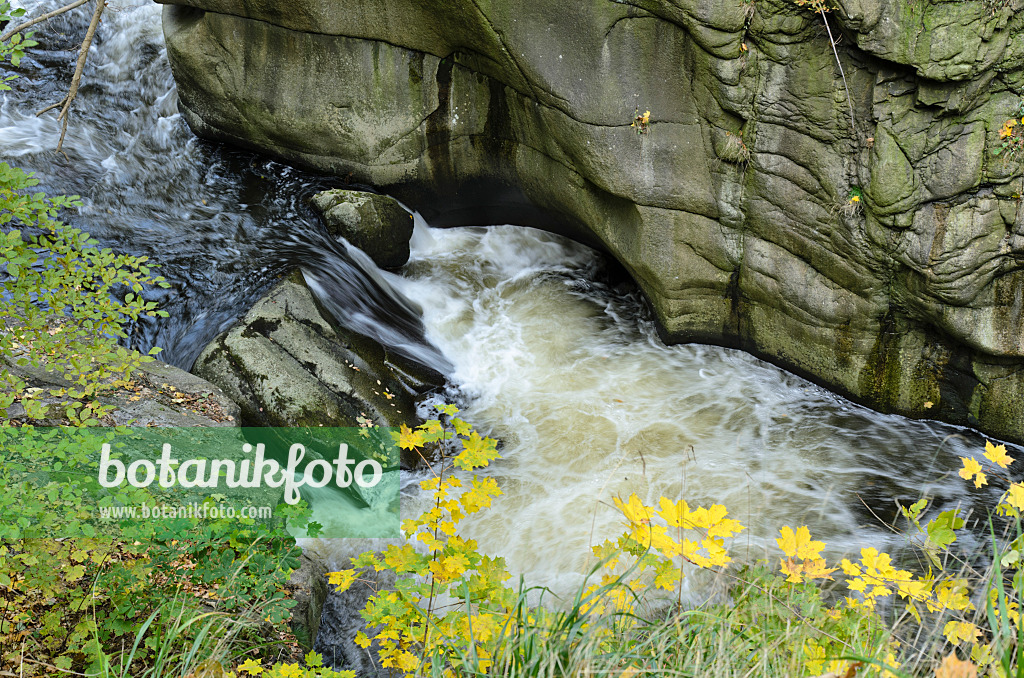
[
  {"x1": 0, "y1": 158, "x2": 170, "y2": 425},
  {"x1": 0, "y1": 423, "x2": 318, "y2": 673},
  {"x1": 0, "y1": 2, "x2": 37, "y2": 90},
  {"x1": 1, "y1": 19, "x2": 317, "y2": 675}
]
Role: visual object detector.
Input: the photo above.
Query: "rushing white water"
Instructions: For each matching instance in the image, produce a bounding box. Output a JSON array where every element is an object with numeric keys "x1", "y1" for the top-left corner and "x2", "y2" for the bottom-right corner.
[
  {"x1": 305, "y1": 219, "x2": 999, "y2": 602},
  {"x1": 0, "y1": 0, "x2": 374, "y2": 366}
]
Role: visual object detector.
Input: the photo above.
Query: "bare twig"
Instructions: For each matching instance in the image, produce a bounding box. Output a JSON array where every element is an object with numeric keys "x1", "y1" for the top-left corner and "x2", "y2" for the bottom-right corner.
[
  {"x1": 35, "y1": 99, "x2": 63, "y2": 116},
  {"x1": 0, "y1": 0, "x2": 91, "y2": 43},
  {"x1": 818, "y1": 8, "x2": 857, "y2": 137},
  {"x1": 13, "y1": 657, "x2": 89, "y2": 676},
  {"x1": 48, "y1": 0, "x2": 105, "y2": 154}
]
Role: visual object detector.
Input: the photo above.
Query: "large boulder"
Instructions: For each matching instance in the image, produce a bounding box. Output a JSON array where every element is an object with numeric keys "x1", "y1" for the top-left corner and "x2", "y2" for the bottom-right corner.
[
  {"x1": 311, "y1": 189, "x2": 414, "y2": 269},
  {"x1": 192, "y1": 271, "x2": 438, "y2": 438},
  {"x1": 161, "y1": 0, "x2": 1024, "y2": 442}
]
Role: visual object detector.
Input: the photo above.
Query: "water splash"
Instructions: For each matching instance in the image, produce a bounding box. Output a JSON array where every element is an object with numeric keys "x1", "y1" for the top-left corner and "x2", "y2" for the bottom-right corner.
[
  {"x1": 275, "y1": 228, "x2": 453, "y2": 374},
  {"x1": 309, "y1": 223, "x2": 1004, "y2": 601}
]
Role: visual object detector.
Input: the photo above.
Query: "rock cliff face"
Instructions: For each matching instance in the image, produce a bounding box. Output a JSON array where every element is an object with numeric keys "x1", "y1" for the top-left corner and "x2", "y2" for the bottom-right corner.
[{"x1": 160, "y1": 0, "x2": 1024, "y2": 441}]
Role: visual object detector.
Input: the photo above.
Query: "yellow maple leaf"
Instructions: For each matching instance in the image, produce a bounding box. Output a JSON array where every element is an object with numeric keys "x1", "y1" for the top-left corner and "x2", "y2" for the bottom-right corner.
[
  {"x1": 459, "y1": 478, "x2": 498, "y2": 514},
  {"x1": 652, "y1": 562, "x2": 681, "y2": 590},
  {"x1": 657, "y1": 497, "x2": 688, "y2": 527},
  {"x1": 780, "y1": 557, "x2": 806, "y2": 583},
  {"x1": 984, "y1": 440, "x2": 1013, "y2": 469},
  {"x1": 801, "y1": 557, "x2": 838, "y2": 581},
  {"x1": 383, "y1": 543, "x2": 425, "y2": 572},
  {"x1": 934, "y1": 651, "x2": 977, "y2": 678},
  {"x1": 943, "y1": 620, "x2": 981, "y2": 645},
  {"x1": 396, "y1": 652, "x2": 420, "y2": 673},
  {"x1": 395, "y1": 424, "x2": 424, "y2": 450},
  {"x1": 707, "y1": 513, "x2": 744, "y2": 539},
  {"x1": 327, "y1": 569, "x2": 356, "y2": 592},
  {"x1": 615, "y1": 494, "x2": 652, "y2": 526},
  {"x1": 237, "y1": 659, "x2": 263, "y2": 676},
  {"x1": 777, "y1": 525, "x2": 825, "y2": 560},
  {"x1": 935, "y1": 580, "x2": 974, "y2": 612},
  {"x1": 454, "y1": 431, "x2": 500, "y2": 469},
  {"x1": 592, "y1": 540, "x2": 621, "y2": 570},
  {"x1": 959, "y1": 457, "x2": 987, "y2": 488},
  {"x1": 430, "y1": 553, "x2": 470, "y2": 581},
  {"x1": 1005, "y1": 483, "x2": 1024, "y2": 512},
  {"x1": 648, "y1": 525, "x2": 680, "y2": 558},
  {"x1": 420, "y1": 419, "x2": 445, "y2": 440}
]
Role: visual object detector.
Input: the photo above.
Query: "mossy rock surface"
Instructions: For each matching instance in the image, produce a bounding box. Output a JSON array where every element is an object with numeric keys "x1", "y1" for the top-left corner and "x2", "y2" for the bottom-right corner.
[
  {"x1": 311, "y1": 189, "x2": 414, "y2": 269},
  {"x1": 1, "y1": 344, "x2": 240, "y2": 427}
]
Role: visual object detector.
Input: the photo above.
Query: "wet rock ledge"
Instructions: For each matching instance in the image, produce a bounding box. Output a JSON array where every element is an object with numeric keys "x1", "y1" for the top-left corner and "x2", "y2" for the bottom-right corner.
[{"x1": 192, "y1": 269, "x2": 438, "y2": 437}]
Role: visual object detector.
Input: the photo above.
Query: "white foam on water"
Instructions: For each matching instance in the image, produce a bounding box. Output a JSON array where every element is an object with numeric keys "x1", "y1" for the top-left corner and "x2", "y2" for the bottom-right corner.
[{"x1": 316, "y1": 223, "x2": 983, "y2": 603}]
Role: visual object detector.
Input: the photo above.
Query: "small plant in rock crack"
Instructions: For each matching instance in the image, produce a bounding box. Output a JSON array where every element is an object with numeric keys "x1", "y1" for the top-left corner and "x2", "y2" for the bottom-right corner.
[
  {"x1": 995, "y1": 114, "x2": 1024, "y2": 164},
  {"x1": 719, "y1": 130, "x2": 751, "y2": 164},
  {"x1": 631, "y1": 107, "x2": 651, "y2": 135},
  {"x1": 840, "y1": 186, "x2": 863, "y2": 217}
]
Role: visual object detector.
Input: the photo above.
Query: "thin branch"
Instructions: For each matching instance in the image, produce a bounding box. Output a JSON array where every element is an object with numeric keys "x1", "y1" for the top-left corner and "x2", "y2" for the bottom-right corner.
[
  {"x1": 420, "y1": 419, "x2": 451, "y2": 662},
  {"x1": 36, "y1": 99, "x2": 63, "y2": 116},
  {"x1": 0, "y1": 0, "x2": 91, "y2": 43},
  {"x1": 53, "y1": 0, "x2": 105, "y2": 154},
  {"x1": 819, "y1": 9, "x2": 857, "y2": 137},
  {"x1": 12, "y1": 657, "x2": 90, "y2": 676}
]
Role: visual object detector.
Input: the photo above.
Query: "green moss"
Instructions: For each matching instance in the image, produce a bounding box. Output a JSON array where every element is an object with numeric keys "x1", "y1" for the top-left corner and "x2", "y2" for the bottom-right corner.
[{"x1": 858, "y1": 312, "x2": 905, "y2": 412}]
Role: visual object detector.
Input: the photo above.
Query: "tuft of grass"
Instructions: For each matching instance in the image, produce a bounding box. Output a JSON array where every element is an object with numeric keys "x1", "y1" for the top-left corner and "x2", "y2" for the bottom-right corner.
[
  {"x1": 718, "y1": 132, "x2": 751, "y2": 166},
  {"x1": 435, "y1": 564, "x2": 898, "y2": 678}
]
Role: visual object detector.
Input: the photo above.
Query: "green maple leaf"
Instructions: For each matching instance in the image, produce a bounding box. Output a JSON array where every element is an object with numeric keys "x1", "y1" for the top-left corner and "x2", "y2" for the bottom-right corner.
[
  {"x1": 383, "y1": 543, "x2": 428, "y2": 575},
  {"x1": 926, "y1": 509, "x2": 964, "y2": 550},
  {"x1": 454, "y1": 432, "x2": 499, "y2": 470}
]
